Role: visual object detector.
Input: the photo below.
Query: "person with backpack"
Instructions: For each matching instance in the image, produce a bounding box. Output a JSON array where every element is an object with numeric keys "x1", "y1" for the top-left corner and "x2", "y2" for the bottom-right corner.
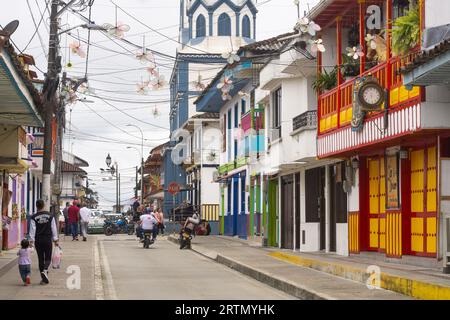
[{"x1": 29, "y1": 199, "x2": 59, "y2": 285}]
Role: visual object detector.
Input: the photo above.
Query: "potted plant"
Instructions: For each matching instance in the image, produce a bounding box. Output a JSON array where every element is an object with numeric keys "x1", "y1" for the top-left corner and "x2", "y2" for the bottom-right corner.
[
  {"x1": 312, "y1": 66, "x2": 338, "y2": 92},
  {"x1": 391, "y1": 5, "x2": 420, "y2": 56},
  {"x1": 207, "y1": 151, "x2": 217, "y2": 162},
  {"x1": 341, "y1": 54, "x2": 360, "y2": 79}
]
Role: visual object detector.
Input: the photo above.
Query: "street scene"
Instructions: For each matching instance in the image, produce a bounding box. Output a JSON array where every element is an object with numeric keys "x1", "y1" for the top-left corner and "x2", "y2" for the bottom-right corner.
[{"x1": 1, "y1": 0, "x2": 450, "y2": 302}]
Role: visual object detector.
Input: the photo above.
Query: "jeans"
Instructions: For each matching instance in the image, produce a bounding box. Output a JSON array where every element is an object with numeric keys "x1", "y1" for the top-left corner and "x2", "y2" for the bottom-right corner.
[
  {"x1": 71, "y1": 222, "x2": 79, "y2": 239},
  {"x1": 64, "y1": 218, "x2": 70, "y2": 236},
  {"x1": 19, "y1": 264, "x2": 31, "y2": 283},
  {"x1": 80, "y1": 221, "x2": 88, "y2": 238},
  {"x1": 35, "y1": 237, "x2": 52, "y2": 275}
]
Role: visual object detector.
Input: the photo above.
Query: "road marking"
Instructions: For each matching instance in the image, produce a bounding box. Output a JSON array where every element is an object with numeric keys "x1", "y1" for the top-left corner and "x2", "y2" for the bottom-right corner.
[
  {"x1": 98, "y1": 240, "x2": 118, "y2": 300},
  {"x1": 94, "y1": 239, "x2": 104, "y2": 300}
]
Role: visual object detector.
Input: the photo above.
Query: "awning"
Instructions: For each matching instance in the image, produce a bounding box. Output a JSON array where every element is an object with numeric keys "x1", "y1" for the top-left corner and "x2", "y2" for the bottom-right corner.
[
  {"x1": 0, "y1": 48, "x2": 43, "y2": 127},
  {"x1": 0, "y1": 157, "x2": 29, "y2": 174}
]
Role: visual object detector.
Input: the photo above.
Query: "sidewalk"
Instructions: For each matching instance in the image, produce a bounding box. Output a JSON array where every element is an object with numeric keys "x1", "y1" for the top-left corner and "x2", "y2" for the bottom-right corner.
[
  {"x1": 0, "y1": 234, "x2": 98, "y2": 300},
  {"x1": 167, "y1": 234, "x2": 412, "y2": 300}
]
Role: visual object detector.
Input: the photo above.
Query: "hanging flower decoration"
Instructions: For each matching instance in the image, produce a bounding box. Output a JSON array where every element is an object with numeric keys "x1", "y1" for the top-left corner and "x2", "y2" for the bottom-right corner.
[
  {"x1": 217, "y1": 76, "x2": 233, "y2": 95},
  {"x1": 146, "y1": 62, "x2": 158, "y2": 76},
  {"x1": 102, "y1": 22, "x2": 130, "y2": 39},
  {"x1": 365, "y1": 34, "x2": 377, "y2": 50},
  {"x1": 346, "y1": 46, "x2": 365, "y2": 60},
  {"x1": 221, "y1": 92, "x2": 232, "y2": 101},
  {"x1": 151, "y1": 74, "x2": 166, "y2": 90},
  {"x1": 136, "y1": 81, "x2": 148, "y2": 95},
  {"x1": 191, "y1": 74, "x2": 206, "y2": 91},
  {"x1": 69, "y1": 41, "x2": 86, "y2": 58},
  {"x1": 67, "y1": 91, "x2": 79, "y2": 105},
  {"x1": 295, "y1": 17, "x2": 321, "y2": 37},
  {"x1": 135, "y1": 49, "x2": 154, "y2": 64},
  {"x1": 309, "y1": 39, "x2": 326, "y2": 53},
  {"x1": 222, "y1": 50, "x2": 240, "y2": 65},
  {"x1": 78, "y1": 82, "x2": 95, "y2": 95}
]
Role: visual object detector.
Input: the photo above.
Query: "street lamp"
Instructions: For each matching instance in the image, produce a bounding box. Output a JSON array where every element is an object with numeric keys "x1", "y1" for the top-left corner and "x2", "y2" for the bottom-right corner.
[
  {"x1": 106, "y1": 153, "x2": 112, "y2": 168},
  {"x1": 126, "y1": 124, "x2": 144, "y2": 202}
]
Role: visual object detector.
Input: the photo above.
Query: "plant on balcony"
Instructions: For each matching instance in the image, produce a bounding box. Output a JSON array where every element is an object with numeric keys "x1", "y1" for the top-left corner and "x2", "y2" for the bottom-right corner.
[
  {"x1": 21, "y1": 207, "x2": 26, "y2": 221},
  {"x1": 207, "y1": 151, "x2": 217, "y2": 162},
  {"x1": 391, "y1": 6, "x2": 420, "y2": 55},
  {"x1": 312, "y1": 67, "x2": 338, "y2": 92},
  {"x1": 341, "y1": 54, "x2": 360, "y2": 79},
  {"x1": 11, "y1": 204, "x2": 19, "y2": 221}
]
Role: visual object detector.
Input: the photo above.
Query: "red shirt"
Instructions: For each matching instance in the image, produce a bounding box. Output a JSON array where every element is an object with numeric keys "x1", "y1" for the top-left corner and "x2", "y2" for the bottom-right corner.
[{"x1": 68, "y1": 205, "x2": 80, "y2": 224}]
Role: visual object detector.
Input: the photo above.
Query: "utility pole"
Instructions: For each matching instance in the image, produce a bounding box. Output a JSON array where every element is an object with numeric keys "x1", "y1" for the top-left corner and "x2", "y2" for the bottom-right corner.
[
  {"x1": 42, "y1": 0, "x2": 61, "y2": 211},
  {"x1": 135, "y1": 166, "x2": 138, "y2": 198}
]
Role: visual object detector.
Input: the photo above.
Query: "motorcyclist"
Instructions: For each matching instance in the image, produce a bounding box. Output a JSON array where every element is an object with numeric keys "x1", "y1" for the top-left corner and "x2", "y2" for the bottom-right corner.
[
  {"x1": 183, "y1": 210, "x2": 200, "y2": 235},
  {"x1": 140, "y1": 209, "x2": 158, "y2": 243}
]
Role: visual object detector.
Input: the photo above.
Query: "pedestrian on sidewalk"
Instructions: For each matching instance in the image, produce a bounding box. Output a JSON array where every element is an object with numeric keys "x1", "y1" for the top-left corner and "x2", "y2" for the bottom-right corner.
[
  {"x1": 63, "y1": 202, "x2": 70, "y2": 236},
  {"x1": 68, "y1": 201, "x2": 80, "y2": 241},
  {"x1": 29, "y1": 200, "x2": 59, "y2": 285},
  {"x1": 79, "y1": 204, "x2": 91, "y2": 242},
  {"x1": 17, "y1": 239, "x2": 33, "y2": 286},
  {"x1": 155, "y1": 208, "x2": 165, "y2": 236}
]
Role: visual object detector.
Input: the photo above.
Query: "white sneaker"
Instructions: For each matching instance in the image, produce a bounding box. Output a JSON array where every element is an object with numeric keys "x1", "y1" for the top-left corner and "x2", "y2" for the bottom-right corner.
[{"x1": 41, "y1": 270, "x2": 49, "y2": 284}]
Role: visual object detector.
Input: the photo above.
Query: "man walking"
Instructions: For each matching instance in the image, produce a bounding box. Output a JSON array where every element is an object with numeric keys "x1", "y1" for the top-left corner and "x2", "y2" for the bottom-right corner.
[
  {"x1": 29, "y1": 200, "x2": 59, "y2": 285},
  {"x1": 79, "y1": 204, "x2": 91, "y2": 241},
  {"x1": 63, "y1": 202, "x2": 70, "y2": 236},
  {"x1": 68, "y1": 201, "x2": 80, "y2": 241}
]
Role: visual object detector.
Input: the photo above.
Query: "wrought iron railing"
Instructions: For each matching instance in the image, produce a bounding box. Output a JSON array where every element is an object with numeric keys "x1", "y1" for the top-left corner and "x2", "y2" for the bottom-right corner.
[{"x1": 292, "y1": 110, "x2": 318, "y2": 132}]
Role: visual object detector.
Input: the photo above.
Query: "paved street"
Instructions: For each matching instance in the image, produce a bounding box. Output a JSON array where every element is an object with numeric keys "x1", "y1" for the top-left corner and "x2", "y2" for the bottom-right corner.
[{"x1": 0, "y1": 235, "x2": 295, "y2": 300}]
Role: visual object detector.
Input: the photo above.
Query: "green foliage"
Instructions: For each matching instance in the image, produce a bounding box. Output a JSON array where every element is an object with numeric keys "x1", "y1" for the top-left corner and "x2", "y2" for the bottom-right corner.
[
  {"x1": 312, "y1": 67, "x2": 338, "y2": 92},
  {"x1": 392, "y1": 6, "x2": 420, "y2": 55},
  {"x1": 341, "y1": 54, "x2": 360, "y2": 78}
]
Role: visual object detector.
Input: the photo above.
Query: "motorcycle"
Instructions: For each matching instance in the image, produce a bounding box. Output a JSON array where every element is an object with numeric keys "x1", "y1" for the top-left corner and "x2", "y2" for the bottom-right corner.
[
  {"x1": 143, "y1": 230, "x2": 154, "y2": 249},
  {"x1": 103, "y1": 217, "x2": 135, "y2": 236},
  {"x1": 179, "y1": 227, "x2": 193, "y2": 250}
]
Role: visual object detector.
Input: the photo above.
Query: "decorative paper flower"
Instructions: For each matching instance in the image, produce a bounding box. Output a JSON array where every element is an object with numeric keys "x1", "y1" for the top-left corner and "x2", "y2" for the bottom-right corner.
[
  {"x1": 309, "y1": 39, "x2": 326, "y2": 53},
  {"x1": 217, "y1": 76, "x2": 233, "y2": 94},
  {"x1": 222, "y1": 50, "x2": 240, "y2": 65},
  {"x1": 136, "y1": 82, "x2": 148, "y2": 95},
  {"x1": 296, "y1": 17, "x2": 321, "y2": 36},
  {"x1": 151, "y1": 74, "x2": 166, "y2": 90},
  {"x1": 69, "y1": 41, "x2": 86, "y2": 58},
  {"x1": 365, "y1": 34, "x2": 377, "y2": 50},
  {"x1": 78, "y1": 82, "x2": 95, "y2": 95},
  {"x1": 222, "y1": 92, "x2": 232, "y2": 101},
  {"x1": 346, "y1": 46, "x2": 365, "y2": 60},
  {"x1": 102, "y1": 22, "x2": 130, "y2": 39},
  {"x1": 67, "y1": 91, "x2": 79, "y2": 105},
  {"x1": 146, "y1": 62, "x2": 158, "y2": 76},
  {"x1": 191, "y1": 74, "x2": 206, "y2": 91},
  {"x1": 136, "y1": 49, "x2": 154, "y2": 64}
]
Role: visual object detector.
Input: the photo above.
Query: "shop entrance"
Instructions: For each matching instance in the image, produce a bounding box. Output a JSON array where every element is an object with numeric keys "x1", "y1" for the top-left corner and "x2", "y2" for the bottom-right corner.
[{"x1": 367, "y1": 157, "x2": 386, "y2": 252}]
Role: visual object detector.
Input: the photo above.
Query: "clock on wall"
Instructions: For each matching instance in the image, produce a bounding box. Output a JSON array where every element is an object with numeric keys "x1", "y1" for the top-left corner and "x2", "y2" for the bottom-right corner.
[{"x1": 357, "y1": 76, "x2": 385, "y2": 111}]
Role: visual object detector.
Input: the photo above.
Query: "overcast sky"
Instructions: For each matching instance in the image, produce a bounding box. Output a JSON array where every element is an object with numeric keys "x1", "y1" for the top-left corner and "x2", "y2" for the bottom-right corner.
[{"x1": 1, "y1": 0, "x2": 319, "y2": 208}]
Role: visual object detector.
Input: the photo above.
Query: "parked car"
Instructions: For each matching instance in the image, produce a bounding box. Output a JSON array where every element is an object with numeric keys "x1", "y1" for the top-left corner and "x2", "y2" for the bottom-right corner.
[{"x1": 87, "y1": 211, "x2": 106, "y2": 234}]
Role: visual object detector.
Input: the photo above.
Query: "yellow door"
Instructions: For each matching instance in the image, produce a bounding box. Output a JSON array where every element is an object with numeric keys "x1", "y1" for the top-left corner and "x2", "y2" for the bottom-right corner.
[
  {"x1": 410, "y1": 146, "x2": 437, "y2": 256},
  {"x1": 368, "y1": 157, "x2": 386, "y2": 251}
]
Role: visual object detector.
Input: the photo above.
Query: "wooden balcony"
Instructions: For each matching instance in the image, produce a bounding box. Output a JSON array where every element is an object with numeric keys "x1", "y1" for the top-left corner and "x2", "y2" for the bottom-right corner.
[
  {"x1": 318, "y1": 49, "x2": 423, "y2": 135},
  {"x1": 241, "y1": 108, "x2": 264, "y2": 134}
]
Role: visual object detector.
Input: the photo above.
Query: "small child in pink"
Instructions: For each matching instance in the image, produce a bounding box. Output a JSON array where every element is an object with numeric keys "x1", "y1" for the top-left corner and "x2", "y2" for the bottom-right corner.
[{"x1": 17, "y1": 239, "x2": 33, "y2": 286}]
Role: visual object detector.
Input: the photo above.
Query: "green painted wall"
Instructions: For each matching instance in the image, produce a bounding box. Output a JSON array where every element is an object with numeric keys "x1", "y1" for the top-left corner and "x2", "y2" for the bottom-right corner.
[{"x1": 268, "y1": 179, "x2": 278, "y2": 247}]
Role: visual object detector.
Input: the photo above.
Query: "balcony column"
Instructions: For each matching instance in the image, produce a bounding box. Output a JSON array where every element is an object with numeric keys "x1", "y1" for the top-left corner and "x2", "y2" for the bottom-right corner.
[
  {"x1": 359, "y1": 0, "x2": 366, "y2": 75},
  {"x1": 336, "y1": 16, "x2": 343, "y2": 128},
  {"x1": 386, "y1": 0, "x2": 392, "y2": 90},
  {"x1": 317, "y1": 40, "x2": 322, "y2": 136}
]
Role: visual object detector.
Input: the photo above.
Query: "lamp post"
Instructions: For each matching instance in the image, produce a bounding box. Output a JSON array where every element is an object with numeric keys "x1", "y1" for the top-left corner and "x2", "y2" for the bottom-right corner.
[
  {"x1": 102, "y1": 154, "x2": 120, "y2": 212},
  {"x1": 126, "y1": 124, "x2": 144, "y2": 203}
]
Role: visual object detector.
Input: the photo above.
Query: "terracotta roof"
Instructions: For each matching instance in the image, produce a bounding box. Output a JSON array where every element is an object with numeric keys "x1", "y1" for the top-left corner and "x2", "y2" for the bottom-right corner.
[
  {"x1": 62, "y1": 161, "x2": 87, "y2": 174},
  {"x1": 402, "y1": 40, "x2": 450, "y2": 74},
  {"x1": 238, "y1": 31, "x2": 297, "y2": 54},
  {"x1": 191, "y1": 112, "x2": 220, "y2": 119}
]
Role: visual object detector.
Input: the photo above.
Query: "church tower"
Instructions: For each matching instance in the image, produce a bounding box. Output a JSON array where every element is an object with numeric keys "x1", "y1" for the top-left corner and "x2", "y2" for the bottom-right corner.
[{"x1": 178, "y1": 0, "x2": 258, "y2": 53}]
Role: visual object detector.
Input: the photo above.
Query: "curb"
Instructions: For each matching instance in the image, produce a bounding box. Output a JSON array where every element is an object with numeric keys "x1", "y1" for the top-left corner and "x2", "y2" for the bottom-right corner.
[
  {"x1": 269, "y1": 251, "x2": 450, "y2": 300},
  {"x1": 0, "y1": 256, "x2": 18, "y2": 279},
  {"x1": 167, "y1": 236, "x2": 330, "y2": 300}
]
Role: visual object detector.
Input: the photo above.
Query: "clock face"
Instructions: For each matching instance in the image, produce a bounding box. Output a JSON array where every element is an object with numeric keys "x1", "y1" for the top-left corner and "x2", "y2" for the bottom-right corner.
[{"x1": 362, "y1": 86, "x2": 382, "y2": 105}]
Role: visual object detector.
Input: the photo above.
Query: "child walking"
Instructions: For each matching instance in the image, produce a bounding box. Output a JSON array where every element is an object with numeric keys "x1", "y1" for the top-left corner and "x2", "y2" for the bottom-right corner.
[{"x1": 17, "y1": 239, "x2": 33, "y2": 286}]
